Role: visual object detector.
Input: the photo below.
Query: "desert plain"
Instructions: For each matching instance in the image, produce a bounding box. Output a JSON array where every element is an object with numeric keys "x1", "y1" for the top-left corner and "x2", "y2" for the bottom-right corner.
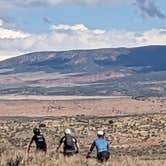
[
  {"x1": 0, "y1": 96, "x2": 166, "y2": 165},
  {"x1": 0, "y1": 95, "x2": 165, "y2": 117}
]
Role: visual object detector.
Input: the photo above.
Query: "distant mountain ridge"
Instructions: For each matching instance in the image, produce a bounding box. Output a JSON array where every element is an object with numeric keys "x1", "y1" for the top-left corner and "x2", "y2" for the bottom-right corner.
[
  {"x1": 0, "y1": 45, "x2": 166, "y2": 74},
  {"x1": 0, "y1": 45, "x2": 166, "y2": 96}
]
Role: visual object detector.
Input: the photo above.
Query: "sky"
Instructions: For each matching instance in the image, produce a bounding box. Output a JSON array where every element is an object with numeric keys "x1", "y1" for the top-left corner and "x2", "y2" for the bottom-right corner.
[{"x1": 0, "y1": 0, "x2": 166, "y2": 60}]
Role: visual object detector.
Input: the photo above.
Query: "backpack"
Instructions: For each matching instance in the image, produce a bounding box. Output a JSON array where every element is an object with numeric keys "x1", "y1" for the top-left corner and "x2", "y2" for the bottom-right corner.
[{"x1": 64, "y1": 135, "x2": 75, "y2": 149}]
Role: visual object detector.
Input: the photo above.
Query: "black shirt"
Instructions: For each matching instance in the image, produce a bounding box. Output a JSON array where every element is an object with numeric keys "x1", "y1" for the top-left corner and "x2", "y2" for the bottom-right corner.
[{"x1": 32, "y1": 134, "x2": 47, "y2": 150}]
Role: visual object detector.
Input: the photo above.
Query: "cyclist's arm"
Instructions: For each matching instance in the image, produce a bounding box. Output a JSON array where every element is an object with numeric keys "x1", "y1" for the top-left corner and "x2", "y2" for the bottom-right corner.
[
  {"x1": 56, "y1": 137, "x2": 64, "y2": 152},
  {"x1": 86, "y1": 141, "x2": 95, "y2": 158},
  {"x1": 107, "y1": 142, "x2": 110, "y2": 151},
  {"x1": 27, "y1": 136, "x2": 34, "y2": 153},
  {"x1": 74, "y1": 138, "x2": 79, "y2": 153}
]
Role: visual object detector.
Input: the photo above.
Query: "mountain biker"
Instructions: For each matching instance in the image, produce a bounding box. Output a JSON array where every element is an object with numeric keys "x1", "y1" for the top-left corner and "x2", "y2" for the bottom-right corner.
[
  {"x1": 86, "y1": 130, "x2": 110, "y2": 162},
  {"x1": 56, "y1": 128, "x2": 79, "y2": 156},
  {"x1": 27, "y1": 127, "x2": 47, "y2": 153}
]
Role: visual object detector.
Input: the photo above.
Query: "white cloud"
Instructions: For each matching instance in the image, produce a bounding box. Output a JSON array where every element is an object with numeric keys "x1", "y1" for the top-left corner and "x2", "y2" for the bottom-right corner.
[
  {"x1": 0, "y1": 19, "x2": 3, "y2": 26},
  {"x1": 0, "y1": 23, "x2": 166, "y2": 61},
  {"x1": 51, "y1": 24, "x2": 88, "y2": 31},
  {"x1": 0, "y1": 27, "x2": 30, "y2": 39}
]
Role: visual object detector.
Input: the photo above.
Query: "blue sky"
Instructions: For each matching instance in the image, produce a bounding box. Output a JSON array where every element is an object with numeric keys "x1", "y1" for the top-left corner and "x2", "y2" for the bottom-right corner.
[{"x1": 0, "y1": 0, "x2": 166, "y2": 60}]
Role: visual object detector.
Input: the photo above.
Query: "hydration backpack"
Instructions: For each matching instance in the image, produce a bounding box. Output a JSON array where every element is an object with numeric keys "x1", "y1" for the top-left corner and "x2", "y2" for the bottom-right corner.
[{"x1": 64, "y1": 135, "x2": 75, "y2": 149}]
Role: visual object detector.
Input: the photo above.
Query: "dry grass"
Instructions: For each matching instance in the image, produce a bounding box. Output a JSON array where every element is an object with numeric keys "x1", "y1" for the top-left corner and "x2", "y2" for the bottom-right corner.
[
  {"x1": 0, "y1": 150, "x2": 165, "y2": 166},
  {"x1": 0, "y1": 114, "x2": 165, "y2": 165}
]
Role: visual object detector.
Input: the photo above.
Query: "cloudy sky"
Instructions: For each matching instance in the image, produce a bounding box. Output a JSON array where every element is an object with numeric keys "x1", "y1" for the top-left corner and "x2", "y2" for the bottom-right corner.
[{"x1": 0, "y1": 0, "x2": 165, "y2": 60}]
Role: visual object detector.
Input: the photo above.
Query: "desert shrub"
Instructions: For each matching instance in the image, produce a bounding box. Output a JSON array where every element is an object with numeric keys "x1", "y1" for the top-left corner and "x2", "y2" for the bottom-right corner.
[
  {"x1": 5, "y1": 155, "x2": 23, "y2": 166},
  {"x1": 108, "y1": 120, "x2": 114, "y2": 124},
  {"x1": 0, "y1": 151, "x2": 24, "y2": 166},
  {"x1": 39, "y1": 124, "x2": 46, "y2": 128}
]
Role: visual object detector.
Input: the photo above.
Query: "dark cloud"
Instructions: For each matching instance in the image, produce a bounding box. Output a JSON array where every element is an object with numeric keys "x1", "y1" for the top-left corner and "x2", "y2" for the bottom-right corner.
[
  {"x1": 135, "y1": 0, "x2": 165, "y2": 19},
  {"x1": 159, "y1": 30, "x2": 166, "y2": 35},
  {"x1": 0, "y1": 0, "x2": 165, "y2": 20},
  {"x1": 0, "y1": 16, "x2": 15, "y2": 29},
  {"x1": 43, "y1": 17, "x2": 52, "y2": 24}
]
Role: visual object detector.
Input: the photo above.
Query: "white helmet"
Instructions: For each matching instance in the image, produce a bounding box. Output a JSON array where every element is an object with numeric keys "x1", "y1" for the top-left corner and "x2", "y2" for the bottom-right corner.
[
  {"x1": 97, "y1": 130, "x2": 104, "y2": 136},
  {"x1": 64, "y1": 128, "x2": 72, "y2": 135}
]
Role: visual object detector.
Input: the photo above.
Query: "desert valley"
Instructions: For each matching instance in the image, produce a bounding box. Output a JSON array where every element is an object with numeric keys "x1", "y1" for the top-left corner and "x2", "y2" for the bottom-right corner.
[{"x1": 0, "y1": 46, "x2": 166, "y2": 165}]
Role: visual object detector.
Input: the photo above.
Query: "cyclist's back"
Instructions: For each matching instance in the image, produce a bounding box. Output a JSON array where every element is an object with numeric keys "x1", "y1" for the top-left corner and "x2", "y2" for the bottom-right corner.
[
  {"x1": 27, "y1": 127, "x2": 47, "y2": 153},
  {"x1": 95, "y1": 138, "x2": 109, "y2": 153},
  {"x1": 86, "y1": 131, "x2": 110, "y2": 162},
  {"x1": 32, "y1": 133, "x2": 47, "y2": 151},
  {"x1": 56, "y1": 128, "x2": 79, "y2": 156}
]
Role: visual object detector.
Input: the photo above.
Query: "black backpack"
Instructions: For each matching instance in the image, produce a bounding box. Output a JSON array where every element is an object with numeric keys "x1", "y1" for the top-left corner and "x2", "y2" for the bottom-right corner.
[{"x1": 64, "y1": 135, "x2": 75, "y2": 149}]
